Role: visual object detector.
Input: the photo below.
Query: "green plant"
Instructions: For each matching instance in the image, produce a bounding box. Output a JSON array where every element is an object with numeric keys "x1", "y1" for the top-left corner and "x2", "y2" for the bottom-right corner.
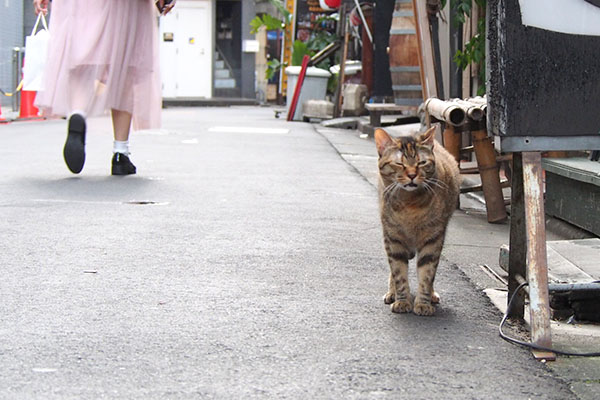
[
  {"x1": 249, "y1": 0, "x2": 291, "y2": 34},
  {"x1": 249, "y1": 1, "x2": 290, "y2": 80},
  {"x1": 451, "y1": 0, "x2": 487, "y2": 95},
  {"x1": 250, "y1": 13, "x2": 285, "y2": 33},
  {"x1": 250, "y1": 5, "x2": 338, "y2": 89},
  {"x1": 266, "y1": 59, "x2": 284, "y2": 80}
]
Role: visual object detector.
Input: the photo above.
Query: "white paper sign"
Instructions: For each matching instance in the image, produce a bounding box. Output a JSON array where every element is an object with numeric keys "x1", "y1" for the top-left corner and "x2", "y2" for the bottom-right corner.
[{"x1": 519, "y1": 0, "x2": 600, "y2": 36}]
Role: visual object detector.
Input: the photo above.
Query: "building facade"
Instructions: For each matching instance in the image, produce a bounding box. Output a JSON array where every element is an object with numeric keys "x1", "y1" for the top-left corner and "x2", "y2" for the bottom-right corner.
[{"x1": 1, "y1": 0, "x2": 259, "y2": 113}]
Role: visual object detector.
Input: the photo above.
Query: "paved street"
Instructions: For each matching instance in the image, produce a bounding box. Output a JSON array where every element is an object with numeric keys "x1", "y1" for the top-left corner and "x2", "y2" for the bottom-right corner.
[{"x1": 0, "y1": 107, "x2": 577, "y2": 399}]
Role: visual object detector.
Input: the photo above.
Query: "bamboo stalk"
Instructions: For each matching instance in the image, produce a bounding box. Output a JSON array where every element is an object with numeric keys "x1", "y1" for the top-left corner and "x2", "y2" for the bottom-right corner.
[
  {"x1": 425, "y1": 98, "x2": 466, "y2": 126},
  {"x1": 442, "y1": 124, "x2": 461, "y2": 162},
  {"x1": 452, "y1": 99, "x2": 485, "y2": 121},
  {"x1": 472, "y1": 128, "x2": 507, "y2": 223}
]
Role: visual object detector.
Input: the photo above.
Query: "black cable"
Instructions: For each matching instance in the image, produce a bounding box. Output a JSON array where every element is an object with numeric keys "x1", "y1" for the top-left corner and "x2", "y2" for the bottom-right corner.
[{"x1": 499, "y1": 282, "x2": 600, "y2": 357}]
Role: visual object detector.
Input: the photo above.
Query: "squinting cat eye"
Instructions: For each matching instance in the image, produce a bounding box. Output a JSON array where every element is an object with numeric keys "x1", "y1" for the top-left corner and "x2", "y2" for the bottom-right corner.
[{"x1": 418, "y1": 160, "x2": 427, "y2": 166}]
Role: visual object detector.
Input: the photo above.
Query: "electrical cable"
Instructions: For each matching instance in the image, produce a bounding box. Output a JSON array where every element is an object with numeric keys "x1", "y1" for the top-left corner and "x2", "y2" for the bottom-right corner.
[{"x1": 499, "y1": 282, "x2": 600, "y2": 357}]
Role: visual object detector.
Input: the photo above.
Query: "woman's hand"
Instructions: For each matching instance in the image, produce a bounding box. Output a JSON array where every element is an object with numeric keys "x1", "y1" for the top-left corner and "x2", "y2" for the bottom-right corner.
[
  {"x1": 33, "y1": 0, "x2": 49, "y2": 15},
  {"x1": 158, "y1": 0, "x2": 176, "y2": 16}
]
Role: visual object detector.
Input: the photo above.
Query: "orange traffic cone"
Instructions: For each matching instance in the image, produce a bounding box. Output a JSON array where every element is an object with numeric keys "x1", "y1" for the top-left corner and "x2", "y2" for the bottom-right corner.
[{"x1": 18, "y1": 90, "x2": 42, "y2": 120}]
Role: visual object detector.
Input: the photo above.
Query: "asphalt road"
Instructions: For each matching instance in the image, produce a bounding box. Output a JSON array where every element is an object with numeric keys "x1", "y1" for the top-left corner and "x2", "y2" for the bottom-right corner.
[{"x1": 0, "y1": 107, "x2": 576, "y2": 399}]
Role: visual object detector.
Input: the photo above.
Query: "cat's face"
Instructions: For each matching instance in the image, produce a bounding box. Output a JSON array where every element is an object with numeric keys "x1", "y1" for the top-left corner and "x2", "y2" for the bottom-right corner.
[{"x1": 375, "y1": 128, "x2": 436, "y2": 192}]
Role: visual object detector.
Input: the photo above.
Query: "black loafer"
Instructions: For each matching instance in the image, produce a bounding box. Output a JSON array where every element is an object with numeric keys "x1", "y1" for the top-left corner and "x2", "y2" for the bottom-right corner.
[
  {"x1": 111, "y1": 153, "x2": 137, "y2": 176},
  {"x1": 63, "y1": 113, "x2": 86, "y2": 174}
]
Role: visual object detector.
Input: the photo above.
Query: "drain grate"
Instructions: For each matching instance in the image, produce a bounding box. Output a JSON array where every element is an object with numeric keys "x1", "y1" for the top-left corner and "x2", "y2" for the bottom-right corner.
[{"x1": 124, "y1": 201, "x2": 169, "y2": 206}]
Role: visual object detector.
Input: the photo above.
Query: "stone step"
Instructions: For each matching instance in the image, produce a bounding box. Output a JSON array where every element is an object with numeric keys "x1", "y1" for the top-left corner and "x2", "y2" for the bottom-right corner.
[
  {"x1": 214, "y1": 78, "x2": 236, "y2": 89},
  {"x1": 215, "y1": 69, "x2": 231, "y2": 79}
]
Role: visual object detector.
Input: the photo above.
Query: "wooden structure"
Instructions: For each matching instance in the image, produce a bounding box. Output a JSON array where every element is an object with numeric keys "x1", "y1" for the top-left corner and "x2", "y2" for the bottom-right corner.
[
  {"x1": 388, "y1": 0, "x2": 423, "y2": 106},
  {"x1": 364, "y1": 0, "x2": 425, "y2": 133},
  {"x1": 424, "y1": 97, "x2": 508, "y2": 224},
  {"x1": 488, "y1": 0, "x2": 600, "y2": 360},
  {"x1": 543, "y1": 157, "x2": 600, "y2": 237},
  {"x1": 499, "y1": 238, "x2": 600, "y2": 322}
]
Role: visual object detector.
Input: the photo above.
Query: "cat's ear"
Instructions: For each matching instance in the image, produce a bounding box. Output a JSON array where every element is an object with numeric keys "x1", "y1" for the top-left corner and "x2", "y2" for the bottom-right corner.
[
  {"x1": 375, "y1": 128, "x2": 394, "y2": 156},
  {"x1": 418, "y1": 126, "x2": 436, "y2": 148}
]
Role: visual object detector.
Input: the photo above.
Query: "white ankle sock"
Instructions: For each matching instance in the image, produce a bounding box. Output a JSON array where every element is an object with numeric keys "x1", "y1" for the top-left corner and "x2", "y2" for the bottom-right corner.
[
  {"x1": 113, "y1": 140, "x2": 130, "y2": 155},
  {"x1": 69, "y1": 110, "x2": 87, "y2": 119}
]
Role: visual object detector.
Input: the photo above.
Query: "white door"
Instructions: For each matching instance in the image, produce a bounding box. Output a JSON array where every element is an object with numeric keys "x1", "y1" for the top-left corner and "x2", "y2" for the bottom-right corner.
[{"x1": 159, "y1": 0, "x2": 212, "y2": 98}]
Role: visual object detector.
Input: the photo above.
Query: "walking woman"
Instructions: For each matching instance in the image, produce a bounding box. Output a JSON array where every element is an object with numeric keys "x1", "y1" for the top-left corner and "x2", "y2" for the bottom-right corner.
[{"x1": 33, "y1": 0, "x2": 175, "y2": 175}]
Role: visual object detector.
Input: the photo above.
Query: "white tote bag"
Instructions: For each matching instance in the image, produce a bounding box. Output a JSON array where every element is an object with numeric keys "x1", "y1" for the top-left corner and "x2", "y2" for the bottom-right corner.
[{"x1": 22, "y1": 13, "x2": 50, "y2": 92}]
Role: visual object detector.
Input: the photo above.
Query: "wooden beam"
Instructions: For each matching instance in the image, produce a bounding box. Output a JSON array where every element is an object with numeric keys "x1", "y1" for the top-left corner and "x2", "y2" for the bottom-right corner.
[
  {"x1": 412, "y1": 0, "x2": 437, "y2": 99},
  {"x1": 508, "y1": 153, "x2": 526, "y2": 320},
  {"x1": 522, "y1": 151, "x2": 553, "y2": 358}
]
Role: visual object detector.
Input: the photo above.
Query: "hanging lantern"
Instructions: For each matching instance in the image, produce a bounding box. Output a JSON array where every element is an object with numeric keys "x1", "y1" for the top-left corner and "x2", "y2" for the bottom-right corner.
[{"x1": 319, "y1": 0, "x2": 341, "y2": 11}]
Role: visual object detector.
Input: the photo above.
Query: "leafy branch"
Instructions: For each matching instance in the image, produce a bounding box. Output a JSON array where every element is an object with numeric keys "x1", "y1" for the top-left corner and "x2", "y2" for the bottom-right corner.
[{"x1": 451, "y1": 0, "x2": 487, "y2": 95}]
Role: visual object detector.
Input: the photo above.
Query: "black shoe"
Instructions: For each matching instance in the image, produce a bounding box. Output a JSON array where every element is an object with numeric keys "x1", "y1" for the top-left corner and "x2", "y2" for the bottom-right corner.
[
  {"x1": 63, "y1": 113, "x2": 86, "y2": 173},
  {"x1": 111, "y1": 152, "x2": 137, "y2": 176}
]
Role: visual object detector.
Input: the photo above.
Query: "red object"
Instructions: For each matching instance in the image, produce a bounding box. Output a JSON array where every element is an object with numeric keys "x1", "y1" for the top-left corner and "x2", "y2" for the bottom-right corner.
[
  {"x1": 319, "y1": 0, "x2": 340, "y2": 10},
  {"x1": 19, "y1": 90, "x2": 41, "y2": 119},
  {"x1": 287, "y1": 55, "x2": 310, "y2": 122},
  {"x1": 0, "y1": 102, "x2": 5, "y2": 122}
]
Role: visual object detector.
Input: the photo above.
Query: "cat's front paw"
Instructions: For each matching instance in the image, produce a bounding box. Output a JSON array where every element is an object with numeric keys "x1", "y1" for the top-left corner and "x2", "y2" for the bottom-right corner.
[
  {"x1": 383, "y1": 292, "x2": 395, "y2": 304},
  {"x1": 390, "y1": 299, "x2": 413, "y2": 313},
  {"x1": 431, "y1": 291, "x2": 441, "y2": 304},
  {"x1": 413, "y1": 301, "x2": 435, "y2": 316}
]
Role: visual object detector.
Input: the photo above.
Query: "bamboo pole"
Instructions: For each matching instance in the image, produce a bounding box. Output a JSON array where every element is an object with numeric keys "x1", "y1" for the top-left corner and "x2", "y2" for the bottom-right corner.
[
  {"x1": 442, "y1": 124, "x2": 461, "y2": 163},
  {"x1": 425, "y1": 98, "x2": 466, "y2": 126},
  {"x1": 451, "y1": 99, "x2": 485, "y2": 121},
  {"x1": 472, "y1": 128, "x2": 507, "y2": 223}
]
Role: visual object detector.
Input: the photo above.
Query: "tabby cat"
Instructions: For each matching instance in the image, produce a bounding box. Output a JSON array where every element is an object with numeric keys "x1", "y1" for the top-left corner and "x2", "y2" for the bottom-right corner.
[{"x1": 375, "y1": 126, "x2": 460, "y2": 316}]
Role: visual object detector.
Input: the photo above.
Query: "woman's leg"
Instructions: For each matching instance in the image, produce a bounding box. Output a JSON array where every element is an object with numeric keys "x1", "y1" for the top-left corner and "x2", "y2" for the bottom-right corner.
[
  {"x1": 111, "y1": 109, "x2": 137, "y2": 175},
  {"x1": 111, "y1": 109, "x2": 132, "y2": 142}
]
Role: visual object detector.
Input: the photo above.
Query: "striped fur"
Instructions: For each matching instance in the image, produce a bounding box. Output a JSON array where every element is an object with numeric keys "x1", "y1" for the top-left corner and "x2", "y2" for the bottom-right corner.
[{"x1": 375, "y1": 127, "x2": 460, "y2": 316}]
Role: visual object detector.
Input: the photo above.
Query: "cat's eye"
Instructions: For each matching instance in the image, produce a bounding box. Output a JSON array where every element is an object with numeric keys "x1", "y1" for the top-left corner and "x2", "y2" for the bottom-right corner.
[
  {"x1": 418, "y1": 160, "x2": 428, "y2": 166},
  {"x1": 392, "y1": 162, "x2": 405, "y2": 168}
]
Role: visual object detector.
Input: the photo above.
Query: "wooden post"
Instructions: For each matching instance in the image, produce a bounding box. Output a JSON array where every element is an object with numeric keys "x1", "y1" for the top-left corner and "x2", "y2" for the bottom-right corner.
[
  {"x1": 472, "y1": 129, "x2": 507, "y2": 223},
  {"x1": 521, "y1": 151, "x2": 555, "y2": 360},
  {"x1": 334, "y1": 13, "x2": 349, "y2": 118},
  {"x1": 361, "y1": 11, "x2": 374, "y2": 97},
  {"x1": 412, "y1": 0, "x2": 437, "y2": 99},
  {"x1": 508, "y1": 153, "x2": 526, "y2": 320},
  {"x1": 442, "y1": 124, "x2": 461, "y2": 163}
]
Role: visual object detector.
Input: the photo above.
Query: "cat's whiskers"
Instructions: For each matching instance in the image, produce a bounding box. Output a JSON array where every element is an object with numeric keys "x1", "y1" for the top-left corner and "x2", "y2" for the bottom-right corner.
[
  {"x1": 383, "y1": 182, "x2": 396, "y2": 196},
  {"x1": 421, "y1": 181, "x2": 434, "y2": 195},
  {"x1": 383, "y1": 182, "x2": 398, "y2": 200},
  {"x1": 426, "y1": 177, "x2": 449, "y2": 192}
]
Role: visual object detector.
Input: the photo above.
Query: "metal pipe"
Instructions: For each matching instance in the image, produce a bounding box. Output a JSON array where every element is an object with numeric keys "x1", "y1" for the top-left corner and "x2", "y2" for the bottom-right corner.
[
  {"x1": 548, "y1": 281, "x2": 600, "y2": 293},
  {"x1": 353, "y1": 0, "x2": 373, "y2": 44},
  {"x1": 424, "y1": 97, "x2": 466, "y2": 126},
  {"x1": 12, "y1": 47, "x2": 23, "y2": 113}
]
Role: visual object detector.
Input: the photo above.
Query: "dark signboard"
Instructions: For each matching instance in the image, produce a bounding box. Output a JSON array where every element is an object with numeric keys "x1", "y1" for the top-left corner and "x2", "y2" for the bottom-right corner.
[{"x1": 487, "y1": 0, "x2": 600, "y2": 151}]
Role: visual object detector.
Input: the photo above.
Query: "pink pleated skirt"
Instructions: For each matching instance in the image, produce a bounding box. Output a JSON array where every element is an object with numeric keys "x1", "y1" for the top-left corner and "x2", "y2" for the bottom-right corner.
[{"x1": 35, "y1": 0, "x2": 161, "y2": 130}]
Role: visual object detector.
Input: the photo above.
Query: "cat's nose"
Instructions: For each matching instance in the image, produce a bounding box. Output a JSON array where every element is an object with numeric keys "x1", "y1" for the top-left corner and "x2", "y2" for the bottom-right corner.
[{"x1": 407, "y1": 172, "x2": 417, "y2": 180}]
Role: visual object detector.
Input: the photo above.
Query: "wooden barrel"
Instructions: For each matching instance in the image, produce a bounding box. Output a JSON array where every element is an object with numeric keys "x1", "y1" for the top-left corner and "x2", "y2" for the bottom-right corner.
[{"x1": 389, "y1": 0, "x2": 422, "y2": 107}]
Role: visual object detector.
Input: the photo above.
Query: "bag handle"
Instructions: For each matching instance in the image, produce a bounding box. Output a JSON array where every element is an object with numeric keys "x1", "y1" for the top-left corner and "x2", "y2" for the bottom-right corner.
[{"x1": 31, "y1": 13, "x2": 48, "y2": 35}]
